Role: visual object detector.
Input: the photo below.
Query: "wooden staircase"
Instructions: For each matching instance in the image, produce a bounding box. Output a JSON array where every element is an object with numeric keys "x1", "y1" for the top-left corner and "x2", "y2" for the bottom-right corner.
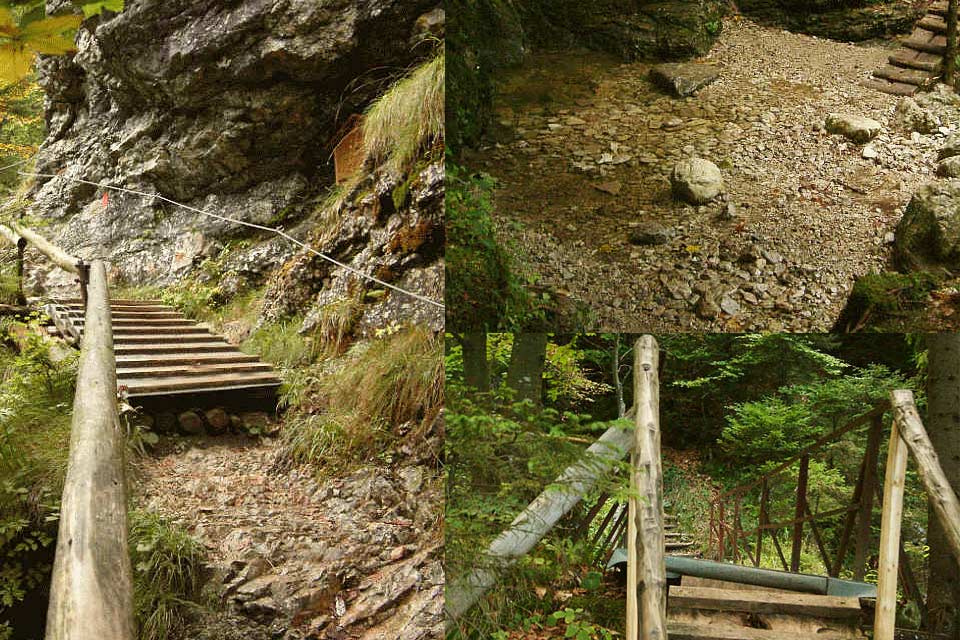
[
  {"x1": 866, "y1": 1, "x2": 950, "y2": 96},
  {"x1": 46, "y1": 298, "x2": 281, "y2": 402},
  {"x1": 666, "y1": 586, "x2": 867, "y2": 639},
  {"x1": 665, "y1": 513, "x2": 699, "y2": 556}
]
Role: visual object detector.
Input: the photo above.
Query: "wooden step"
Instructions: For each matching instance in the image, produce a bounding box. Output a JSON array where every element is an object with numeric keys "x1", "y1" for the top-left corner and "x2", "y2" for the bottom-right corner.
[
  {"x1": 889, "y1": 48, "x2": 942, "y2": 73},
  {"x1": 112, "y1": 325, "x2": 209, "y2": 335},
  {"x1": 930, "y1": 1, "x2": 948, "y2": 16},
  {"x1": 873, "y1": 64, "x2": 937, "y2": 87},
  {"x1": 86, "y1": 318, "x2": 196, "y2": 327},
  {"x1": 113, "y1": 333, "x2": 222, "y2": 345},
  {"x1": 669, "y1": 587, "x2": 863, "y2": 620},
  {"x1": 116, "y1": 352, "x2": 262, "y2": 366},
  {"x1": 54, "y1": 298, "x2": 166, "y2": 306},
  {"x1": 666, "y1": 622, "x2": 851, "y2": 640},
  {"x1": 903, "y1": 27, "x2": 947, "y2": 54},
  {"x1": 918, "y1": 14, "x2": 948, "y2": 33},
  {"x1": 114, "y1": 342, "x2": 234, "y2": 355},
  {"x1": 68, "y1": 309, "x2": 183, "y2": 319},
  {"x1": 666, "y1": 540, "x2": 697, "y2": 550},
  {"x1": 863, "y1": 77, "x2": 920, "y2": 96},
  {"x1": 117, "y1": 362, "x2": 275, "y2": 379},
  {"x1": 123, "y1": 372, "x2": 281, "y2": 395}
]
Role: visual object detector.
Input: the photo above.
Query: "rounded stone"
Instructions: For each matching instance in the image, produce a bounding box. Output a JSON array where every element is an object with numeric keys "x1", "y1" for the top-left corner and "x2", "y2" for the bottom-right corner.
[{"x1": 670, "y1": 157, "x2": 723, "y2": 204}]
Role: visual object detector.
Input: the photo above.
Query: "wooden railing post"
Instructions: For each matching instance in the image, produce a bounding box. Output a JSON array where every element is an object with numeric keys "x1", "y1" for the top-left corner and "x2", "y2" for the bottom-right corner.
[
  {"x1": 76, "y1": 260, "x2": 90, "y2": 309},
  {"x1": 15, "y1": 236, "x2": 26, "y2": 304},
  {"x1": 875, "y1": 404, "x2": 909, "y2": 640},
  {"x1": 790, "y1": 454, "x2": 809, "y2": 573},
  {"x1": 755, "y1": 479, "x2": 767, "y2": 567},
  {"x1": 890, "y1": 390, "x2": 960, "y2": 565},
  {"x1": 627, "y1": 336, "x2": 666, "y2": 640},
  {"x1": 946, "y1": 0, "x2": 958, "y2": 88},
  {"x1": 45, "y1": 260, "x2": 133, "y2": 640},
  {"x1": 853, "y1": 415, "x2": 883, "y2": 580}
]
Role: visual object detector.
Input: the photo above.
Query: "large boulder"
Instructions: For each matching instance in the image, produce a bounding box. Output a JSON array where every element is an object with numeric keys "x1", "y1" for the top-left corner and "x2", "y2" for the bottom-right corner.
[
  {"x1": 895, "y1": 96, "x2": 940, "y2": 134},
  {"x1": 894, "y1": 180, "x2": 960, "y2": 272},
  {"x1": 671, "y1": 158, "x2": 723, "y2": 204},
  {"x1": 825, "y1": 113, "x2": 882, "y2": 144}
]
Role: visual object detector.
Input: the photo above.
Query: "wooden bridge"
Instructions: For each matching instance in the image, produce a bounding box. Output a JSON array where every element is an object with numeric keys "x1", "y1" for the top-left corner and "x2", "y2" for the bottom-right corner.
[
  {"x1": 444, "y1": 337, "x2": 960, "y2": 640},
  {"x1": 0, "y1": 215, "x2": 281, "y2": 639}
]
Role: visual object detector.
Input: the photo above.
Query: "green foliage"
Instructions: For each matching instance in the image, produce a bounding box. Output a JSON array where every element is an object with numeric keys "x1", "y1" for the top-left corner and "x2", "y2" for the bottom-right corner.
[
  {"x1": 279, "y1": 327, "x2": 443, "y2": 474},
  {"x1": 0, "y1": 321, "x2": 75, "y2": 628},
  {"x1": 446, "y1": 164, "x2": 544, "y2": 331},
  {"x1": 129, "y1": 510, "x2": 205, "y2": 640},
  {"x1": 242, "y1": 317, "x2": 313, "y2": 369}
]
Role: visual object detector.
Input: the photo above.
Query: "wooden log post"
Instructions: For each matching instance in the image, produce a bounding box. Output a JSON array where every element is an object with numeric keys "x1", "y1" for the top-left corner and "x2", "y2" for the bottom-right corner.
[
  {"x1": 45, "y1": 260, "x2": 133, "y2": 640},
  {"x1": 755, "y1": 480, "x2": 768, "y2": 568},
  {"x1": 853, "y1": 415, "x2": 883, "y2": 581},
  {"x1": 946, "y1": 0, "x2": 958, "y2": 88},
  {"x1": 890, "y1": 389, "x2": 960, "y2": 565},
  {"x1": 445, "y1": 415, "x2": 637, "y2": 626},
  {"x1": 790, "y1": 455, "x2": 810, "y2": 573},
  {"x1": 629, "y1": 335, "x2": 666, "y2": 640},
  {"x1": 874, "y1": 405, "x2": 909, "y2": 640}
]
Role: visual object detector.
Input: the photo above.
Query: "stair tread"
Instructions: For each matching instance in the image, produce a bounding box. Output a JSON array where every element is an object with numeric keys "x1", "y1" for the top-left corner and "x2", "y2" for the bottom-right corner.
[
  {"x1": 117, "y1": 362, "x2": 275, "y2": 378},
  {"x1": 863, "y1": 78, "x2": 920, "y2": 96},
  {"x1": 889, "y1": 48, "x2": 942, "y2": 72},
  {"x1": 918, "y1": 14, "x2": 947, "y2": 33},
  {"x1": 669, "y1": 587, "x2": 863, "y2": 618},
  {"x1": 124, "y1": 373, "x2": 282, "y2": 395},
  {"x1": 930, "y1": 1, "x2": 948, "y2": 15},
  {"x1": 667, "y1": 622, "x2": 853, "y2": 640},
  {"x1": 873, "y1": 64, "x2": 937, "y2": 86},
  {"x1": 114, "y1": 334, "x2": 221, "y2": 343},
  {"x1": 116, "y1": 352, "x2": 261, "y2": 364}
]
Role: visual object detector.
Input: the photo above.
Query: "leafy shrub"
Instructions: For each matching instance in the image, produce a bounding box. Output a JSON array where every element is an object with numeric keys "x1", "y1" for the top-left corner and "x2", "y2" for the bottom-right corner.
[
  {"x1": 242, "y1": 317, "x2": 313, "y2": 369},
  {"x1": 129, "y1": 510, "x2": 205, "y2": 640}
]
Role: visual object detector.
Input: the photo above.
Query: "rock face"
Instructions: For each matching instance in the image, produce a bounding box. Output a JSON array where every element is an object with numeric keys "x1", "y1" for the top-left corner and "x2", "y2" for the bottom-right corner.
[
  {"x1": 28, "y1": 0, "x2": 439, "y2": 315},
  {"x1": 650, "y1": 62, "x2": 720, "y2": 97},
  {"x1": 894, "y1": 180, "x2": 960, "y2": 272},
  {"x1": 825, "y1": 113, "x2": 882, "y2": 144},
  {"x1": 736, "y1": 0, "x2": 921, "y2": 41},
  {"x1": 671, "y1": 158, "x2": 723, "y2": 203}
]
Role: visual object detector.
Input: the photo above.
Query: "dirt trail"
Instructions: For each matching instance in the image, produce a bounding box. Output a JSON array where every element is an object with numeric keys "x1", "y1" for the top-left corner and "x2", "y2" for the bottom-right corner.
[
  {"x1": 133, "y1": 435, "x2": 443, "y2": 639},
  {"x1": 471, "y1": 18, "x2": 944, "y2": 331}
]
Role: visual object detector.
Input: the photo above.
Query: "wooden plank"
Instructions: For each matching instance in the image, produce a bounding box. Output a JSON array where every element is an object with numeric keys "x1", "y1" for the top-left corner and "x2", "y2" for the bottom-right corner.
[
  {"x1": 790, "y1": 455, "x2": 809, "y2": 573},
  {"x1": 117, "y1": 362, "x2": 274, "y2": 379},
  {"x1": 0, "y1": 222, "x2": 21, "y2": 246},
  {"x1": 854, "y1": 416, "x2": 883, "y2": 581},
  {"x1": 123, "y1": 372, "x2": 282, "y2": 394},
  {"x1": 890, "y1": 389, "x2": 960, "y2": 566},
  {"x1": 889, "y1": 49, "x2": 942, "y2": 73},
  {"x1": 668, "y1": 587, "x2": 863, "y2": 619},
  {"x1": 873, "y1": 65, "x2": 937, "y2": 87},
  {"x1": 903, "y1": 28, "x2": 948, "y2": 54},
  {"x1": 666, "y1": 622, "x2": 851, "y2": 640},
  {"x1": 632, "y1": 335, "x2": 666, "y2": 640},
  {"x1": 115, "y1": 352, "x2": 261, "y2": 366},
  {"x1": 45, "y1": 260, "x2": 133, "y2": 640},
  {"x1": 932, "y1": 1, "x2": 949, "y2": 16},
  {"x1": 919, "y1": 15, "x2": 948, "y2": 34},
  {"x1": 874, "y1": 412, "x2": 909, "y2": 640},
  {"x1": 863, "y1": 78, "x2": 920, "y2": 96}
]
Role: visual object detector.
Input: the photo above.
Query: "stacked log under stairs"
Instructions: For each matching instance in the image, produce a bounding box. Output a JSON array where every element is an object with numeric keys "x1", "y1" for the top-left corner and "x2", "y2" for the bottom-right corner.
[
  {"x1": 45, "y1": 298, "x2": 281, "y2": 407},
  {"x1": 666, "y1": 586, "x2": 868, "y2": 639},
  {"x1": 865, "y1": 1, "x2": 950, "y2": 96}
]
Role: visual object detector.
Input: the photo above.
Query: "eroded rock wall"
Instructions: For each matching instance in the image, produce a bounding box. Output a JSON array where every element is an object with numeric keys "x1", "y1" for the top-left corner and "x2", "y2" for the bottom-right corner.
[{"x1": 28, "y1": 0, "x2": 440, "y2": 328}]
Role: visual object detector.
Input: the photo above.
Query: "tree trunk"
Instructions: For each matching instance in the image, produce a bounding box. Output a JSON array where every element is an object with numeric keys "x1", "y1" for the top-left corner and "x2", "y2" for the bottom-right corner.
[
  {"x1": 459, "y1": 332, "x2": 489, "y2": 392},
  {"x1": 947, "y1": 0, "x2": 958, "y2": 88},
  {"x1": 926, "y1": 334, "x2": 960, "y2": 639},
  {"x1": 506, "y1": 333, "x2": 547, "y2": 405},
  {"x1": 614, "y1": 334, "x2": 626, "y2": 418}
]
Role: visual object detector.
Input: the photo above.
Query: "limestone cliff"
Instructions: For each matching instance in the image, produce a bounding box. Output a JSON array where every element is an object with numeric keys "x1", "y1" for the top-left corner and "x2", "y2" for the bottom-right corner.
[{"x1": 26, "y1": 0, "x2": 443, "y2": 331}]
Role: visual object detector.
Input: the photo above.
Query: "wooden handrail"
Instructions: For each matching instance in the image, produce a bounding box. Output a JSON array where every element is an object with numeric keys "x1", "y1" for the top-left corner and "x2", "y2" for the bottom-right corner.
[
  {"x1": 45, "y1": 260, "x2": 133, "y2": 640},
  {"x1": 627, "y1": 336, "x2": 666, "y2": 640},
  {"x1": 716, "y1": 402, "x2": 889, "y2": 502},
  {"x1": 6, "y1": 220, "x2": 81, "y2": 274}
]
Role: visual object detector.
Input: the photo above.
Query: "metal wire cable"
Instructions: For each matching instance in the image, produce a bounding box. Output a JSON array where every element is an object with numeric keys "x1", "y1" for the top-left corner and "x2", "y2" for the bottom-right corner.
[{"x1": 19, "y1": 169, "x2": 445, "y2": 309}]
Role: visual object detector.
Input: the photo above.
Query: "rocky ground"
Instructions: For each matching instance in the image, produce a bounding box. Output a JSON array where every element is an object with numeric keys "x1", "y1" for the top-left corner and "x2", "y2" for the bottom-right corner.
[
  {"x1": 467, "y1": 17, "x2": 951, "y2": 331},
  {"x1": 132, "y1": 435, "x2": 443, "y2": 639}
]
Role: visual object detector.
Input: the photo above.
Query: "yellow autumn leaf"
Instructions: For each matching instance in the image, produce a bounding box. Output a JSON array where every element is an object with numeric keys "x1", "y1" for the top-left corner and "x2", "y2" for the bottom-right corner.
[
  {"x1": 0, "y1": 45, "x2": 35, "y2": 83},
  {"x1": 0, "y1": 8, "x2": 15, "y2": 37},
  {"x1": 20, "y1": 15, "x2": 82, "y2": 38},
  {"x1": 685, "y1": 245, "x2": 701, "y2": 253},
  {"x1": 26, "y1": 34, "x2": 76, "y2": 55}
]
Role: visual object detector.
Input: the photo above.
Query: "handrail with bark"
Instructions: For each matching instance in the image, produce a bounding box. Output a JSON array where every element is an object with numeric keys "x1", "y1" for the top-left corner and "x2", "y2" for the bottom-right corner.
[{"x1": 0, "y1": 220, "x2": 131, "y2": 639}]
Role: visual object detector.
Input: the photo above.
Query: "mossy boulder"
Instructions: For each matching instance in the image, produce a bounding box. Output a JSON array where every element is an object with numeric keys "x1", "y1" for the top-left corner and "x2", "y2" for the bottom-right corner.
[{"x1": 894, "y1": 181, "x2": 960, "y2": 272}]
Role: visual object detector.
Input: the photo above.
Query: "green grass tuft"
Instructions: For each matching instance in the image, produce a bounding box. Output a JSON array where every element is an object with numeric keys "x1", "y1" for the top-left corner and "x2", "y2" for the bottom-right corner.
[{"x1": 129, "y1": 509, "x2": 206, "y2": 640}]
